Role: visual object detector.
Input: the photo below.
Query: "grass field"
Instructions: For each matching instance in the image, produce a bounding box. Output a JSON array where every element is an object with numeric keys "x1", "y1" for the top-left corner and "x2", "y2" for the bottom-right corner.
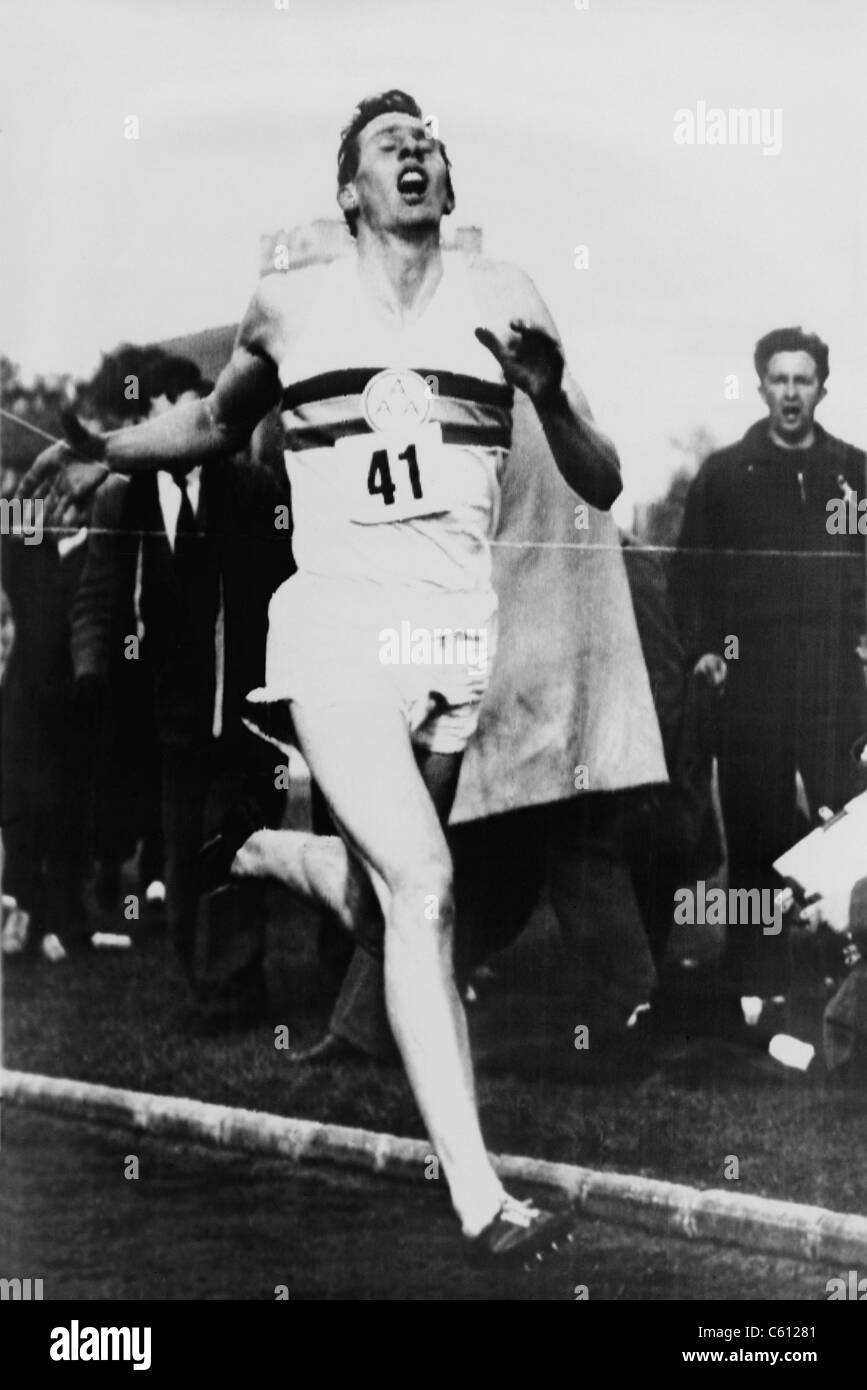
[{"x1": 5, "y1": 876, "x2": 867, "y2": 1222}]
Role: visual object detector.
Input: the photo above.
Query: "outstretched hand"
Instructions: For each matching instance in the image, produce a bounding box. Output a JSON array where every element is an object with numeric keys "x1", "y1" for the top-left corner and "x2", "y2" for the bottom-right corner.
[
  {"x1": 16, "y1": 409, "x2": 109, "y2": 529},
  {"x1": 475, "y1": 320, "x2": 564, "y2": 407}
]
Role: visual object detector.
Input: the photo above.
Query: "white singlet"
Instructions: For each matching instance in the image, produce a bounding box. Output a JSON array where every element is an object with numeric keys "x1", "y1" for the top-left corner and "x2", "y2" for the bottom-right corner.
[{"x1": 245, "y1": 253, "x2": 515, "y2": 753}]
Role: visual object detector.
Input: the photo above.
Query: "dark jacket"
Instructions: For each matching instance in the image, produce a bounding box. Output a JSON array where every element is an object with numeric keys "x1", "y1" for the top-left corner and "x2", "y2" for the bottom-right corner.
[
  {"x1": 71, "y1": 460, "x2": 293, "y2": 748},
  {"x1": 1, "y1": 533, "x2": 88, "y2": 832},
  {"x1": 621, "y1": 533, "x2": 721, "y2": 877},
  {"x1": 673, "y1": 420, "x2": 866, "y2": 680}
]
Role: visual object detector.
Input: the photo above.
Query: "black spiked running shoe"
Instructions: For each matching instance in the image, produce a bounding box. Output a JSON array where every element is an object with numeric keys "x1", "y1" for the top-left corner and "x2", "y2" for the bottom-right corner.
[
  {"x1": 464, "y1": 1194, "x2": 577, "y2": 1268},
  {"x1": 196, "y1": 796, "x2": 268, "y2": 896},
  {"x1": 284, "y1": 1032, "x2": 395, "y2": 1068}
]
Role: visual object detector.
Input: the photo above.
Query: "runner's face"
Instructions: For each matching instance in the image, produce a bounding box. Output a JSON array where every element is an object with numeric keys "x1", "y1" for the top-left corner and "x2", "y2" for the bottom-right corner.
[
  {"x1": 350, "y1": 115, "x2": 452, "y2": 235},
  {"x1": 759, "y1": 351, "x2": 825, "y2": 443}
]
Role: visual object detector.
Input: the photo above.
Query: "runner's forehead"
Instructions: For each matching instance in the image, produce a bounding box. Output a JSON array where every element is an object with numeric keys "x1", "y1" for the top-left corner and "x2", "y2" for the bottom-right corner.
[{"x1": 358, "y1": 112, "x2": 433, "y2": 145}]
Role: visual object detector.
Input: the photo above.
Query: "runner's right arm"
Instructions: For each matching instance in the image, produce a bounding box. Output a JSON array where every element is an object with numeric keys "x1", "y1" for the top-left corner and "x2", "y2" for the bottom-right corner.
[
  {"x1": 17, "y1": 282, "x2": 284, "y2": 517},
  {"x1": 107, "y1": 342, "x2": 281, "y2": 473}
]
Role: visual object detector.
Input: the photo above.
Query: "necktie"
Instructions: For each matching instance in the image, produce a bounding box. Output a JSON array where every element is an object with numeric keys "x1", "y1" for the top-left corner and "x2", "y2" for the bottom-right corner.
[
  {"x1": 167, "y1": 469, "x2": 223, "y2": 737},
  {"x1": 171, "y1": 469, "x2": 197, "y2": 585}
]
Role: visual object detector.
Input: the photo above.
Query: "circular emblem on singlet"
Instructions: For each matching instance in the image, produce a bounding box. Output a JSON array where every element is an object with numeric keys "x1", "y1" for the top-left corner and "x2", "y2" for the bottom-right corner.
[{"x1": 362, "y1": 368, "x2": 432, "y2": 433}]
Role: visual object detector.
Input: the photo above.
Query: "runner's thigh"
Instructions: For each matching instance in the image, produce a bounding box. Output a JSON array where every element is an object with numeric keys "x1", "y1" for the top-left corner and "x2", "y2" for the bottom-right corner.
[{"x1": 290, "y1": 700, "x2": 452, "y2": 891}]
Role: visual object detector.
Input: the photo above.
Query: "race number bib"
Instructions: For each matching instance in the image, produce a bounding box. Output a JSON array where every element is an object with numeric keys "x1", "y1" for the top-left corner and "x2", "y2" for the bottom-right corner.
[
  {"x1": 321, "y1": 368, "x2": 444, "y2": 523},
  {"x1": 335, "y1": 422, "x2": 451, "y2": 523}
]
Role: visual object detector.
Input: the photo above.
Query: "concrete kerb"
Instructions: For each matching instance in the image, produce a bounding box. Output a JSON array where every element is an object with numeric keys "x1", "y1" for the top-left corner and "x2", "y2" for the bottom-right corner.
[{"x1": 4, "y1": 1068, "x2": 866, "y2": 1265}]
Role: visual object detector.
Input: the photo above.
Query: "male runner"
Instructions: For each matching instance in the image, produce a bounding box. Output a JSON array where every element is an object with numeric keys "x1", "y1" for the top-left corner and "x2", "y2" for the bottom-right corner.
[{"x1": 22, "y1": 90, "x2": 622, "y2": 1262}]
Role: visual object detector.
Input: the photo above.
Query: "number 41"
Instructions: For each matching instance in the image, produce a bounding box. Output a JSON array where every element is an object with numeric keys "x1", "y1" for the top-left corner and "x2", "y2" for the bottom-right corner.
[{"x1": 367, "y1": 444, "x2": 422, "y2": 506}]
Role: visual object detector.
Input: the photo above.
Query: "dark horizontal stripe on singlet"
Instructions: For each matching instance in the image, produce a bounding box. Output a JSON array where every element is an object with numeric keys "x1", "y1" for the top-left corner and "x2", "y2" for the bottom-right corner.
[
  {"x1": 281, "y1": 368, "x2": 514, "y2": 412},
  {"x1": 283, "y1": 421, "x2": 512, "y2": 452}
]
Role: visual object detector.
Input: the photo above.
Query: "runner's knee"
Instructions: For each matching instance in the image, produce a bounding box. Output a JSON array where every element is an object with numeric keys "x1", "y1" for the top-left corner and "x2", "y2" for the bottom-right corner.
[{"x1": 389, "y1": 853, "x2": 454, "y2": 923}]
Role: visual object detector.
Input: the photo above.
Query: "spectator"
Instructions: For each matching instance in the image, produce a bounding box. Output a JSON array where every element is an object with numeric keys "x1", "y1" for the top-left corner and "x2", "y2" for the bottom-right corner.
[
  {"x1": 620, "y1": 530, "x2": 722, "y2": 976},
  {"x1": 71, "y1": 359, "x2": 294, "y2": 1032},
  {"x1": 673, "y1": 326, "x2": 867, "y2": 995},
  {"x1": 1, "y1": 472, "x2": 92, "y2": 958}
]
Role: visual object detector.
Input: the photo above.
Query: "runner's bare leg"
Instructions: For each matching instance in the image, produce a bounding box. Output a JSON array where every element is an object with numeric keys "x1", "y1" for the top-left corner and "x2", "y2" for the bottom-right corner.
[
  {"x1": 234, "y1": 732, "x2": 479, "y2": 1108},
  {"x1": 277, "y1": 699, "x2": 504, "y2": 1232},
  {"x1": 236, "y1": 827, "x2": 380, "y2": 935}
]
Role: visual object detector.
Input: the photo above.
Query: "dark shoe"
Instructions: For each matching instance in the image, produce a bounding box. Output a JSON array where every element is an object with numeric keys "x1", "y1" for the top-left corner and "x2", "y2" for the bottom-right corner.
[
  {"x1": 175, "y1": 999, "x2": 266, "y2": 1038},
  {"x1": 850, "y1": 732, "x2": 867, "y2": 796},
  {"x1": 464, "y1": 1195, "x2": 577, "y2": 1268},
  {"x1": 285, "y1": 1031, "x2": 383, "y2": 1067},
  {"x1": 62, "y1": 930, "x2": 97, "y2": 955},
  {"x1": 197, "y1": 797, "x2": 267, "y2": 896}
]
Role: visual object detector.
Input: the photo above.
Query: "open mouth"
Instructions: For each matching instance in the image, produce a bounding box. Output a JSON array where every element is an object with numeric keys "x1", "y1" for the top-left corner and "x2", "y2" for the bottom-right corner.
[
  {"x1": 397, "y1": 166, "x2": 429, "y2": 202},
  {"x1": 781, "y1": 405, "x2": 802, "y2": 423}
]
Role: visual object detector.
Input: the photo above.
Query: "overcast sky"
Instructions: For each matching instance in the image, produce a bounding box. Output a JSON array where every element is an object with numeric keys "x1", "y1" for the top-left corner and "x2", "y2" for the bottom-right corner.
[{"x1": 3, "y1": 0, "x2": 865, "y2": 511}]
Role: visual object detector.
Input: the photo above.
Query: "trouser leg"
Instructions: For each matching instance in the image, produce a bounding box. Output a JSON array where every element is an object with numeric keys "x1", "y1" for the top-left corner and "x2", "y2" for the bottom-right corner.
[
  {"x1": 717, "y1": 698, "x2": 797, "y2": 994},
  {"x1": 548, "y1": 797, "x2": 657, "y2": 1031}
]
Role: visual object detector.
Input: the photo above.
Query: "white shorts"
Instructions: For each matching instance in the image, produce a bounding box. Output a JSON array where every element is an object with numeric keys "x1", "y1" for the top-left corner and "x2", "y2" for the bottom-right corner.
[{"x1": 244, "y1": 572, "x2": 497, "y2": 756}]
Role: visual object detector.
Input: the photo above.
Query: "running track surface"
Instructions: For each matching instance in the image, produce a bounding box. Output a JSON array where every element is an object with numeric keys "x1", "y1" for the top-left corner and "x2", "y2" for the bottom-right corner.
[{"x1": 0, "y1": 1110, "x2": 841, "y2": 1301}]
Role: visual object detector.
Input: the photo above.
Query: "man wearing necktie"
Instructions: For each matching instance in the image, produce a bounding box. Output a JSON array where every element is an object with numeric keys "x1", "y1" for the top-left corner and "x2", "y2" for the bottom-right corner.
[
  {"x1": 167, "y1": 464, "x2": 200, "y2": 583},
  {"x1": 72, "y1": 361, "x2": 292, "y2": 1032}
]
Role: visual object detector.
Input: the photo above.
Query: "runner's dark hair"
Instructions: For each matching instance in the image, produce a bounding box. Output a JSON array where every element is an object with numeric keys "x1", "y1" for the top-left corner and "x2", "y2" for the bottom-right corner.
[{"x1": 337, "y1": 89, "x2": 455, "y2": 236}]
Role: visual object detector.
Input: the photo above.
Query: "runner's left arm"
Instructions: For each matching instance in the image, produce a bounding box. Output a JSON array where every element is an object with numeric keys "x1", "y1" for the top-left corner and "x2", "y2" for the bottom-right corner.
[{"x1": 475, "y1": 270, "x2": 621, "y2": 510}]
